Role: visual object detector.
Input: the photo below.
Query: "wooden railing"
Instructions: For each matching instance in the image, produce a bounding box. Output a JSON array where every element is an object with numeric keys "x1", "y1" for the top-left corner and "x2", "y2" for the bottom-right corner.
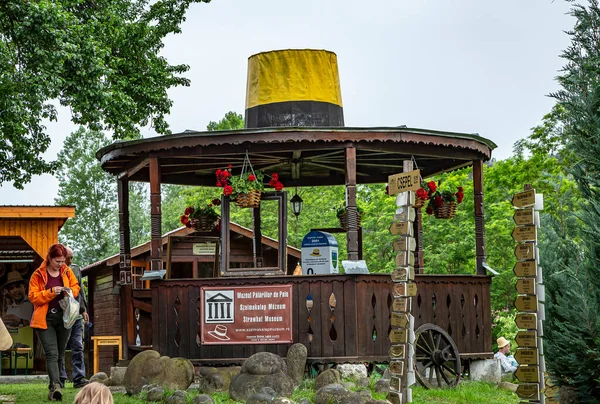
[{"x1": 140, "y1": 274, "x2": 491, "y2": 365}]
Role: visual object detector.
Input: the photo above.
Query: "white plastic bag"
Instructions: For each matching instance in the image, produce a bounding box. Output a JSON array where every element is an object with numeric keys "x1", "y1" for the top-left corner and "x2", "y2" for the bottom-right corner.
[{"x1": 59, "y1": 289, "x2": 80, "y2": 329}]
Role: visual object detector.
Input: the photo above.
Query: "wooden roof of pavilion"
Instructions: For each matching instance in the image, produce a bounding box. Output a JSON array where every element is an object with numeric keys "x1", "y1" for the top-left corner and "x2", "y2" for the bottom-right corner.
[{"x1": 96, "y1": 126, "x2": 496, "y2": 186}]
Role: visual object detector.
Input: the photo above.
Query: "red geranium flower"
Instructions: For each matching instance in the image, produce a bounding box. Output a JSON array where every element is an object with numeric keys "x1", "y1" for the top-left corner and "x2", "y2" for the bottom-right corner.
[
  {"x1": 427, "y1": 181, "x2": 437, "y2": 194},
  {"x1": 228, "y1": 164, "x2": 233, "y2": 169},
  {"x1": 416, "y1": 188, "x2": 429, "y2": 200},
  {"x1": 184, "y1": 207, "x2": 194, "y2": 215},
  {"x1": 426, "y1": 206, "x2": 434, "y2": 215},
  {"x1": 223, "y1": 185, "x2": 233, "y2": 196},
  {"x1": 248, "y1": 174, "x2": 256, "y2": 181},
  {"x1": 271, "y1": 173, "x2": 279, "y2": 181},
  {"x1": 274, "y1": 181, "x2": 284, "y2": 191},
  {"x1": 212, "y1": 198, "x2": 221, "y2": 206},
  {"x1": 180, "y1": 215, "x2": 189, "y2": 225}
]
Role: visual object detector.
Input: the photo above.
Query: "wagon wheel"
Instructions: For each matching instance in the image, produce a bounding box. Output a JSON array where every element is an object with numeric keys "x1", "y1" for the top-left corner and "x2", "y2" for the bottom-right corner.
[{"x1": 414, "y1": 324, "x2": 461, "y2": 389}]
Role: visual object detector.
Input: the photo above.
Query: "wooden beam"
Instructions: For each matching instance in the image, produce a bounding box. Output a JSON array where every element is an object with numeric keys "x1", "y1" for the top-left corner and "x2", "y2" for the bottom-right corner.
[
  {"x1": 149, "y1": 156, "x2": 162, "y2": 272},
  {"x1": 345, "y1": 146, "x2": 359, "y2": 260},
  {"x1": 118, "y1": 157, "x2": 150, "y2": 180},
  {"x1": 473, "y1": 160, "x2": 486, "y2": 275},
  {"x1": 0, "y1": 206, "x2": 75, "y2": 219}
]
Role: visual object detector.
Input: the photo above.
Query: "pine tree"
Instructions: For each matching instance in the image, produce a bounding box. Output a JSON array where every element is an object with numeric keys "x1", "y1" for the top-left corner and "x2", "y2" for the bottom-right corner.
[{"x1": 544, "y1": 1, "x2": 600, "y2": 400}]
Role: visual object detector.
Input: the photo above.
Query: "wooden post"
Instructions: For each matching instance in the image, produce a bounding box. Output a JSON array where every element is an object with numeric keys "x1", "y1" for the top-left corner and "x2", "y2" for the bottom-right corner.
[
  {"x1": 473, "y1": 160, "x2": 486, "y2": 275},
  {"x1": 149, "y1": 156, "x2": 162, "y2": 272},
  {"x1": 414, "y1": 210, "x2": 424, "y2": 274},
  {"x1": 345, "y1": 146, "x2": 359, "y2": 260},
  {"x1": 117, "y1": 178, "x2": 132, "y2": 359},
  {"x1": 221, "y1": 195, "x2": 230, "y2": 275},
  {"x1": 253, "y1": 206, "x2": 263, "y2": 267}
]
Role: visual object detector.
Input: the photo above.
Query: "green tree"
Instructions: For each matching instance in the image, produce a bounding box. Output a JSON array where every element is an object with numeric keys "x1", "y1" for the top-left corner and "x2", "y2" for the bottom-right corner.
[
  {"x1": 207, "y1": 111, "x2": 244, "y2": 131},
  {"x1": 55, "y1": 127, "x2": 118, "y2": 265},
  {"x1": 0, "y1": 0, "x2": 211, "y2": 189},
  {"x1": 543, "y1": 1, "x2": 600, "y2": 399}
]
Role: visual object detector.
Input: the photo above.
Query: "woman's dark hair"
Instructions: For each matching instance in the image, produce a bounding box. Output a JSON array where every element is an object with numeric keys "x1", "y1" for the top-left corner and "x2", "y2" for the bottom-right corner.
[{"x1": 46, "y1": 243, "x2": 67, "y2": 263}]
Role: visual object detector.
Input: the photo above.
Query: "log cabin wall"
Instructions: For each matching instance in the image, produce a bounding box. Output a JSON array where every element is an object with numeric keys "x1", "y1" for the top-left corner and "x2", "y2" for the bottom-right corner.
[
  {"x1": 150, "y1": 274, "x2": 491, "y2": 365},
  {"x1": 89, "y1": 267, "x2": 121, "y2": 372}
]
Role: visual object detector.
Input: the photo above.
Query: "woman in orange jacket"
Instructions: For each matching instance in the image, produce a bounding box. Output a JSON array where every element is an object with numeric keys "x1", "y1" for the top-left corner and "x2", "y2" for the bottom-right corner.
[{"x1": 29, "y1": 243, "x2": 80, "y2": 401}]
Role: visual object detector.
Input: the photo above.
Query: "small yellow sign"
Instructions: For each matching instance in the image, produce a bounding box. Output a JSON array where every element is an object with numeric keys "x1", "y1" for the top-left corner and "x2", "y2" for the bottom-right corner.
[
  {"x1": 513, "y1": 260, "x2": 537, "y2": 277},
  {"x1": 391, "y1": 266, "x2": 415, "y2": 282},
  {"x1": 513, "y1": 207, "x2": 535, "y2": 225},
  {"x1": 391, "y1": 313, "x2": 409, "y2": 328},
  {"x1": 389, "y1": 221, "x2": 412, "y2": 236},
  {"x1": 392, "y1": 297, "x2": 409, "y2": 313},
  {"x1": 512, "y1": 189, "x2": 536, "y2": 208},
  {"x1": 516, "y1": 330, "x2": 537, "y2": 348},
  {"x1": 515, "y1": 242, "x2": 536, "y2": 260},
  {"x1": 516, "y1": 384, "x2": 540, "y2": 400},
  {"x1": 389, "y1": 345, "x2": 406, "y2": 359},
  {"x1": 512, "y1": 225, "x2": 537, "y2": 242},
  {"x1": 395, "y1": 251, "x2": 415, "y2": 267},
  {"x1": 515, "y1": 295, "x2": 538, "y2": 312},
  {"x1": 515, "y1": 348, "x2": 539, "y2": 365},
  {"x1": 389, "y1": 360, "x2": 405, "y2": 375},
  {"x1": 516, "y1": 278, "x2": 536, "y2": 295},
  {"x1": 393, "y1": 236, "x2": 416, "y2": 252},
  {"x1": 515, "y1": 313, "x2": 537, "y2": 329},
  {"x1": 388, "y1": 169, "x2": 421, "y2": 195},
  {"x1": 515, "y1": 366, "x2": 539, "y2": 383},
  {"x1": 389, "y1": 329, "x2": 408, "y2": 344}
]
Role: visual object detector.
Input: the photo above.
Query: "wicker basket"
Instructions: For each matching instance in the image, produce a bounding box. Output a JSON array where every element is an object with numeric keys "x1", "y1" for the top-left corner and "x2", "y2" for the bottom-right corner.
[
  {"x1": 434, "y1": 202, "x2": 457, "y2": 219},
  {"x1": 338, "y1": 212, "x2": 362, "y2": 230},
  {"x1": 413, "y1": 196, "x2": 427, "y2": 209},
  {"x1": 191, "y1": 216, "x2": 218, "y2": 232},
  {"x1": 233, "y1": 189, "x2": 262, "y2": 208}
]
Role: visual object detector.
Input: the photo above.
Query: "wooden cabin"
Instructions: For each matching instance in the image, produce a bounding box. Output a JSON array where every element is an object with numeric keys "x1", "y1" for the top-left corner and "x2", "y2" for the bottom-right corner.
[
  {"x1": 82, "y1": 223, "x2": 302, "y2": 372},
  {"x1": 0, "y1": 206, "x2": 75, "y2": 374}
]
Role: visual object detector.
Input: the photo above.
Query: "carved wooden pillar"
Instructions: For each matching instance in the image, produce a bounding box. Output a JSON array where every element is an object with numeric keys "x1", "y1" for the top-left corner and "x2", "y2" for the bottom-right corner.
[
  {"x1": 253, "y1": 207, "x2": 263, "y2": 268},
  {"x1": 345, "y1": 146, "x2": 359, "y2": 260},
  {"x1": 117, "y1": 178, "x2": 133, "y2": 358},
  {"x1": 473, "y1": 160, "x2": 486, "y2": 275},
  {"x1": 414, "y1": 209, "x2": 424, "y2": 274},
  {"x1": 149, "y1": 157, "x2": 162, "y2": 272}
]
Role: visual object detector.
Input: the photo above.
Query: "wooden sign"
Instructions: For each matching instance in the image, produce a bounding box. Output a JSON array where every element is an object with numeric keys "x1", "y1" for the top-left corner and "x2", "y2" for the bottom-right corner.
[
  {"x1": 512, "y1": 189, "x2": 536, "y2": 208},
  {"x1": 513, "y1": 260, "x2": 537, "y2": 278},
  {"x1": 389, "y1": 345, "x2": 406, "y2": 359},
  {"x1": 515, "y1": 348, "x2": 539, "y2": 365},
  {"x1": 515, "y1": 242, "x2": 536, "y2": 261},
  {"x1": 391, "y1": 313, "x2": 409, "y2": 328},
  {"x1": 513, "y1": 208, "x2": 535, "y2": 225},
  {"x1": 515, "y1": 313, "x2": 537, "y2": 329},
  {"x1": 515, "y1": 366, "x2": 540, "y2": 383},
  {"x1": 386, "y1": 391, "x2": 402, "y2": 404},
  {"x1": 393, "y1": 207, "x2": 416, "y2": 222},
  {"x1": 388, "y1": 169, "x2": 421, "y2": 195},
  {"x1": 516, "y1": 330, "x2": 537, "y2": 348},
  {"x1": 512, "y1": 225, "x2": 537, "y2": 242},
  {"x1": 515, "y1": 295, "x2": 538, "y2": 312},
  {"x1": 395, "y1": 251, "x2": 415, "y2": 267},
  {"x1": 393, "y1": 236, "x2": 416, "y2": 252},
  {"x1": 392, "y1": 297, "x2": 409, "y2": 313},
  {"x1": 390, "y1": 376, "x2": 401, "y2": 391},
  {"x1": 516, "y1": 384, "x2": 540, "y2": 401},
  {"x1": 392, "y1": 266, "x2": 415, "y2": 282},
  {"x1": 389, "y1": 328, "x2": 408, "y2": 344},
  {"x1": 516, "y1": 278, "x2": 536, "y2": 295},
  {"x1": 389, "y1": 360, "x2": 405, "y2": 375},
  {"x1": 389, "y1": 221, "x2": 413, "y2": 236},
  {"x1": 393, "y1": 282, "x2": 418, "y2": 297}
]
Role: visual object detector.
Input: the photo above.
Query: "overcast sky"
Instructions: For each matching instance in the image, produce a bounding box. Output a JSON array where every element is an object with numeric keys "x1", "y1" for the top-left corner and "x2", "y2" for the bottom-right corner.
[{"x1": 0, "y1": 0, "x2": 574, "y2": 205}]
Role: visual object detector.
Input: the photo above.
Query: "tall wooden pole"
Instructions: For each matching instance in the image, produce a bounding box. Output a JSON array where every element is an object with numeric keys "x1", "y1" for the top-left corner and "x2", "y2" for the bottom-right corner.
[
  {"x1": 149, "y1": 157, "x2": 162, "y2": 273},
  {"x1": 345, "y1": 146, "x2": 359, "y2": 260},
  {"x1": 473, "y1": 160, "x2": 486, "y2": 275},
  {"x1": 117, "y1": 178, "x2": 132, "y2": 359}
]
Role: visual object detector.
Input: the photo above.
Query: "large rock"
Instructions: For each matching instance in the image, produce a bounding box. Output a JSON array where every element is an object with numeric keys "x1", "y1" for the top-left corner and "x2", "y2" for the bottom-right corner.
[
  {"x1": 110, "y1": 366, "x2": 127, "y2": 386},
  {"x1": 314, "y1": 368, "x2": 342, "y2": 391},
  {"x1": 286, "y1": 343, "x2": 308, "y2": 386},
  {"x1": 192, "y1": 394, "x2": 215, "y2": 404},
  {"x1": 196, "y1": 366, "x2": 240, "y2": 393},
  {"x1": 337, "y1": 364, "x2": 368, "y2": 381},
  {"x1": 242, "y1": 352, "x2": 287, "y2": 375},
  {"x1": 90, "y1": 372, "x2": 110, "y2": 385},
  {"x1": 229, "y1": 371, "x2": 294, "y2": 401},
  {"x1": 470, "y1": 359, "x2": 501, "y2": 383},
  {"x1": 314, "y1": 383, "x2": 367, "y2": 404},
  {"x1": 123, "y1": 350, "x2": 194, "y2": 395}
]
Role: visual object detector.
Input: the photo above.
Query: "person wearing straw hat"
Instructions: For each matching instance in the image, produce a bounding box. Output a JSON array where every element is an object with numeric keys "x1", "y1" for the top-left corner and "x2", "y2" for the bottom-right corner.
[
  {"x1": 1, "y1": 270, "x2": 34, "y2": 328},
  {"x1": 494, "y1": 336, "x2": 518, "y2": 375}
]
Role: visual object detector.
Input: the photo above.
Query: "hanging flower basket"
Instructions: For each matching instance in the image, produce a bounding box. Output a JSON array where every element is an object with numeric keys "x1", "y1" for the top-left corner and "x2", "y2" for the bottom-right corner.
[
  {"x1": 413, "y1": 196, "x2": 427, "y2": 209},
  {"x1": 191, "y1": 216, "x2": 218, "y2": 232},
  {"x1": 233, "y1": 189, "x2": 262, "y2": 209},
  {"x1": 338, "y1": 212, "x2": 362, "y2": 230},
  {"x1": 434, "y1": 202, "x2": 457, "y2": 219}
]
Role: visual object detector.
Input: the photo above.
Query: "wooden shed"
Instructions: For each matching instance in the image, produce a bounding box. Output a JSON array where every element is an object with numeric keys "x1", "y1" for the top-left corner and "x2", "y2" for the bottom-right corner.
[
  {"x1": 0, "y1": 206, "x2": 75, "y2": 374},
  {"x1": 82, "y1": 223, "x2": 301, "y2": 372}
]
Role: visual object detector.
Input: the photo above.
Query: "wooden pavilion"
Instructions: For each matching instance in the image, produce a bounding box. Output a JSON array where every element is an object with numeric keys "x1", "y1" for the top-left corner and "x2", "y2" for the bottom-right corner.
[{"x1": 91, "y1": 49, "x2": 496, "y2": 376}]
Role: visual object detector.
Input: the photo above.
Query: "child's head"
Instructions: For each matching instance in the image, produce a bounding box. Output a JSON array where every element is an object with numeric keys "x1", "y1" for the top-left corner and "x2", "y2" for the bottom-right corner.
[{"x1": 73, "y1": 382, "x2": 113, "y2": 404}]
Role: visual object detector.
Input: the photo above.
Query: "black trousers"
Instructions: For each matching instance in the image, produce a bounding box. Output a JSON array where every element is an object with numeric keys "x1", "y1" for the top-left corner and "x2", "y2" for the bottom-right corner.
[{"x1": 36, "y1": 310, "x2": 72, "y2": 389}]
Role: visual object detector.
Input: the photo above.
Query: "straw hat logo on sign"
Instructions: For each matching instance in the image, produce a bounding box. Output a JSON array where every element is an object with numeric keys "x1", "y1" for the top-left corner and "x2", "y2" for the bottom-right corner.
[
  {"x1": 208, "y1": 324, "x2": 230, "y2": 341},
  {"x1": 310, "y1": 249, "x2": 321, "y2": 257}
]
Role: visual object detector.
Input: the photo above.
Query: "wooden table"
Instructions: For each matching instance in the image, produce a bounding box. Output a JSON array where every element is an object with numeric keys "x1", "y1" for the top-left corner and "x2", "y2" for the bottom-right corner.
[{"x1": 91, "y1": 336, "x2": 123, "y2": 375}]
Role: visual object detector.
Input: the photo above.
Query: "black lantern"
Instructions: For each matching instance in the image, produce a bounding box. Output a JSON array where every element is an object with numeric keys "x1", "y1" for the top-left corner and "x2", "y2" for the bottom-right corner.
[{"x1": 290, "y1": 193, "x2": 303, "y2": 218}]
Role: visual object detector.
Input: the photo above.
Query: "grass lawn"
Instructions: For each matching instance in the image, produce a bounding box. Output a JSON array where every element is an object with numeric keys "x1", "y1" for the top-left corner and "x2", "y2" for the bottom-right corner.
[{"x1": 0, "y1": 380, "x2": 519, "y2": 403}]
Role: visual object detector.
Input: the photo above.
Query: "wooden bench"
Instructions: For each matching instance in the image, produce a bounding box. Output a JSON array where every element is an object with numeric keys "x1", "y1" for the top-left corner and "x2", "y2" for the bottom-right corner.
[
  {"x1": 0, "y1": 347, "x2": 33, "y2": 375},
  {"x1": 91, "y1": 336, "x2": 123, "y2": 375}
]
